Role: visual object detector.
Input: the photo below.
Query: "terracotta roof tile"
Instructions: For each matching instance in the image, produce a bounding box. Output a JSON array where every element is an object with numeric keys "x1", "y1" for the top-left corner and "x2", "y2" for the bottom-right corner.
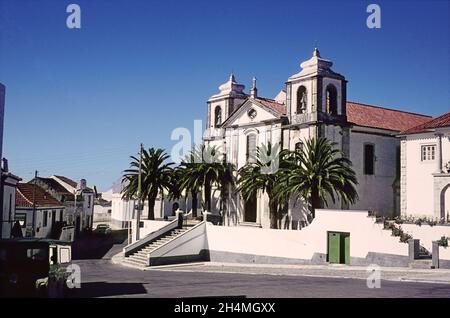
[
  {"x1": 399, "y1": 111, "x2": 450, "y2": 135},
  {"x1": 255, "y1": 97, "x2": 286, "y2": 115},
  {"x1": 16, "y1": 183, "x2": 63, "y2": 208},
  {"x1": 346, "y1": 101, "x2": 431, "y2": 132}
]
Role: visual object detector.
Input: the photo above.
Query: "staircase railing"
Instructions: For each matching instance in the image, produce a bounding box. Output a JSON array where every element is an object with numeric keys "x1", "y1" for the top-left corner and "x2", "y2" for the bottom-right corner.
[{"x1": 123, "y1": 210, "x2": 192, "y2": 257}]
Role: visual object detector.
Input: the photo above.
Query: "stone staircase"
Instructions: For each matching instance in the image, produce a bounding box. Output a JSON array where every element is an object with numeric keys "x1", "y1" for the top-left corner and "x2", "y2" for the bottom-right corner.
[{"x1": 122, "y1": 227, "x2": 190, "y2": 268}]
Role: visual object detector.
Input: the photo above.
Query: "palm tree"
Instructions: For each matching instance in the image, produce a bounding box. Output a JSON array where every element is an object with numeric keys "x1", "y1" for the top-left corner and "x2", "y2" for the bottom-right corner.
[
  {"x1": 237, "y1": 142, "x2": 283, "y2": 229},
  {"x1": 122, "y1": 147, "x2": 173, "y2": 220},
  {"x1": 275, "y1": 137, "x2": 358, "y2": 219},
  {"x1": 179, "y1": 145, "x2": 233, "y2": 218}
]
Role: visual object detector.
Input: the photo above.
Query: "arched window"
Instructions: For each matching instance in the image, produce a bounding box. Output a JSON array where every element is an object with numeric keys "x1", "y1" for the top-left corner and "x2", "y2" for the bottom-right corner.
[
  {"x1": 296, "y1": 86, "x2": 307, "y2": 114},
  {"x1": 325, "y1": 85, "x2": 338, "y2": 115},
  {"x1": 246, "y1": 134, "x2": 256, "y2": 163},
  {"x1": 214, "y1": 106, "x2": 222, "y2": 127}
]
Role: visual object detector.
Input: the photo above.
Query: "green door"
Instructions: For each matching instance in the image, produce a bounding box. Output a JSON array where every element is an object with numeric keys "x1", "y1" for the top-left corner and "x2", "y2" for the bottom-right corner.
[
  {"x1": 344, "y1": 235, "x2": 350, "y2": 265},
  {"x1": 328, "y1": 232, "x2": 350, "y2": 264},
  {"x1": 328, "y1": 232, "x2": 341, "y2": 263}
]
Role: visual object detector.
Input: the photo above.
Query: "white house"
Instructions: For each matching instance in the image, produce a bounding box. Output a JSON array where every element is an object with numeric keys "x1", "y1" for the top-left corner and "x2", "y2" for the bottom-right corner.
[
  {"x1": 399, "y1": 112, "x2": 450, "y2": 220},
  {"x1": 50, "y1": 175, "x2": 95, "y2": 232},
  {"x1": 204, "y1": 48, "x2": 432, "y2": 229},
  {"x1": 15, "y1": 183, "x2": 66, "y2": 238}
]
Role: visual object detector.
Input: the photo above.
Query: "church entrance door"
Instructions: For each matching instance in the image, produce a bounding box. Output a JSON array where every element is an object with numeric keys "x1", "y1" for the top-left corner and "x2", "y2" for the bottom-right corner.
[{"x1": 244, "y1": 193, "x2": 257, "y2": 223}]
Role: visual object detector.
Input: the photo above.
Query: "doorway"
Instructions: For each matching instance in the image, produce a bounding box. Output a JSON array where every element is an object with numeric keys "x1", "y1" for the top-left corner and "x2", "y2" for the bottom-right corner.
[
  {"x1": 244, "y1": 193, "x2": 257, "y2": 223},
  {"x1": 327, "y1": 232, "x2": 350, "y2": 265}
]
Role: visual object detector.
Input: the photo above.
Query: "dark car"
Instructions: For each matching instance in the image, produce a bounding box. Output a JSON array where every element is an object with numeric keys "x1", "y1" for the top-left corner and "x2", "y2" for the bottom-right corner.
[{"x1": 94, "y1": 224, "x2": 111, "y2": 235}]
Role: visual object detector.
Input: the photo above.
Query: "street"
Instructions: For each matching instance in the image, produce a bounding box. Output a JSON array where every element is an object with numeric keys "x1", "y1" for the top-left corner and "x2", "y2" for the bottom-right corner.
[{"x1": 69, "y1": 235, "x2": 450, "y2": 298}]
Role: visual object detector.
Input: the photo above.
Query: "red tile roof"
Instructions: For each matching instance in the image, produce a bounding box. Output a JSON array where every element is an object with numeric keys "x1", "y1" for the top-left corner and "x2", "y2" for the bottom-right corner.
[
  {"x1": 255, "y1": 97, "x2": 286, "y2": 115},
  {"x1": 399, "y1": 111, "x2": 450, "y2": 135},
  {"x1": 53, "y1": 175, "x2": 78, "y2": 188},
  {"x1": 346, "y1": 101, "x2": 431, "y2": 132},
  {"x1": 16, "y1": 183, "x2": 63, "y2": 208}
]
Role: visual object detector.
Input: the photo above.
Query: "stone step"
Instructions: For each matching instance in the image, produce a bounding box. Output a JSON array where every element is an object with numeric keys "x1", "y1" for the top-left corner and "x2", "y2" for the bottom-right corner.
[
  {"x1": 409, "y1": 259, "x2": 433, "y2": 269},
  {"x1": 123, "y1": 257, "x2": 147, "y2": 267}
]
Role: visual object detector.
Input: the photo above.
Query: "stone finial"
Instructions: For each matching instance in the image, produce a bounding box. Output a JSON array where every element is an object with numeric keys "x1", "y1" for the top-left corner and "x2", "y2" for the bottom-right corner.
[
  {"x1": 250, "y1": 76, "x2": 257, "y2": 98},
  {"x1": 313, "y1": 47, "x2": 321, "y2": 57}
]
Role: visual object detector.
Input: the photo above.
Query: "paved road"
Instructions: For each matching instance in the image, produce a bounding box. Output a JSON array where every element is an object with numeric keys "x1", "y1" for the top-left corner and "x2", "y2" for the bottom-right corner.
[{"x1": 71, "y1": 259, "x2": 450, "y2": 298}]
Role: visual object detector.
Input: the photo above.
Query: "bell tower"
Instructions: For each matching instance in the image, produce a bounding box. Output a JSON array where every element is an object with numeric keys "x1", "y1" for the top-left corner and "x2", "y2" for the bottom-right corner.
[
  {"x1": 286, "y1": 48, "x2": 347, "y2": 126},
  {"x1": 207, "y1": 74, "x2": 247, "y2": 128}
]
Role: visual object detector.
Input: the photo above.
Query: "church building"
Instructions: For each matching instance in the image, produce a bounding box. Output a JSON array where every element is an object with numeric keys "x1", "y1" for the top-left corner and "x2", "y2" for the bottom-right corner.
[{"x1": 203, "y1": 48, "x2": 431, "y2": 229}]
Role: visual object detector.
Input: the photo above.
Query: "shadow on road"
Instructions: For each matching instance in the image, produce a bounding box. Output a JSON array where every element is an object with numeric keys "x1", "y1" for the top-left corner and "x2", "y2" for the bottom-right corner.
[
  {"x1": 72, "y1": 230, "x2": 128, "y2": 260},
  {"x1": 69, "y1": 282, "x2": 147, "y2": 298}
]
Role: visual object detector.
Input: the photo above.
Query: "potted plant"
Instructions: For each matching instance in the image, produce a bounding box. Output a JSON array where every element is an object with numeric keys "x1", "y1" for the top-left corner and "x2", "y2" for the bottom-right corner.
[{"x1": 47, "y1": 264, "x2": 69, "y2": 298}]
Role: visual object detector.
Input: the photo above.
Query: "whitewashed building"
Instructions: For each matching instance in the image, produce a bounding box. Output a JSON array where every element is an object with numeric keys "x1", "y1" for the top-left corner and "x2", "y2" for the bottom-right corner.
[
  {"x1": 399, "y1": 112, "x2": 450, "y2": 220},
  {"x1": 204, "y1": 48, "x2": 432, "y2": 228},
  {"x1": 15, "y1": 183, "x2": 66, "y2": 238}
]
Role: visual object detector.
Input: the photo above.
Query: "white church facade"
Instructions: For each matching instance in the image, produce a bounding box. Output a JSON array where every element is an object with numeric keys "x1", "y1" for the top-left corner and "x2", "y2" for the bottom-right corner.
[{"x1": 203, "y1": 48, "x2": 432, "y2": 229}]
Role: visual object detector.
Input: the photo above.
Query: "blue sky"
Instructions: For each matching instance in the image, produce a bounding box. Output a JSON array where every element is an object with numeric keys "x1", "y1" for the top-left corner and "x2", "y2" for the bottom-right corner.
[{"x1": 0, "y1": 0, "x2": 449, "y2": 191}]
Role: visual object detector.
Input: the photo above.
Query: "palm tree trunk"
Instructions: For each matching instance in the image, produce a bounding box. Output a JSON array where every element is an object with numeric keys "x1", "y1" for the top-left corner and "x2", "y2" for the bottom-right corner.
[
  {"x1": 268, "y1": 194, "x2": 278, "y2": 229},
  {"x1": 204, "y1": 182, "x2": 212, "y2": 211},
  {"x1": 191, "y1": 189, "x2": 198, "y2": 218},
  {"x1": 310, "y1": 187, "x2": 322, "y2": 219},
  {"x1": 147, "y1": 193, "x2": 157, "y2": 220}
]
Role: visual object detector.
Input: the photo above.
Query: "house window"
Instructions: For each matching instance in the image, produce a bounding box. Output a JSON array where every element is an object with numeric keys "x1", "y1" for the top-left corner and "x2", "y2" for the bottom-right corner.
[
  {"x1": 246, "y1": 134, "x2": 257, "y2": 162},
  {"x1": 214, "y1": 106, "x2": 222, "y2": 127},
  {"x1": 43, "y1": 210, "x2": 48, "y2": 227},
  {"x1": 295, "y1": 142, "x2": 303, "y2": 152},
  {"x1": 421, "y1": 145, "x2": 436, "y2": 161},
  {"x1": 326, "y1": 84, "x2": 338, "y2": 115},
  {"x1": 296, "y1": 86, "x2": 307, "y2": 114},
  {"x1": 87, "y1": 195, "x2": 91, "y2": 208},
  {"x1": 364, "y1": 144, "x2": 375, "y2": 175},
  {"x1": 60, "y1": 209, "x2": 64, "y2": 222}
]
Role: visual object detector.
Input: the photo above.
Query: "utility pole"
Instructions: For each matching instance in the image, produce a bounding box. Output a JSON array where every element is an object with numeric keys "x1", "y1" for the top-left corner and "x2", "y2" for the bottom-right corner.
[
  {"x1": 135, "y1": 143, "x2": 143, "y2": 241},
  {"x1": 31, "y1": 170, "x2": 38, "y2": 237}
]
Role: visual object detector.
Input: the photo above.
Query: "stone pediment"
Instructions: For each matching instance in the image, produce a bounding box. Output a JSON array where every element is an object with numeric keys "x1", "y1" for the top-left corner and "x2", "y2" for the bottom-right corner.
[{"x1": 221, "y1": 98, "x2": 282, "y2": 128}]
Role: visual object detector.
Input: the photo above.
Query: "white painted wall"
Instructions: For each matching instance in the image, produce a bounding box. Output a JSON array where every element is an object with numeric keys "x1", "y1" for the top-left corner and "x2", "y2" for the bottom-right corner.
[
  {"x1": 15, "y1": 207, "x2": 65, "y2": 238},
  {"x1": 207, "y1": 209, "x2": 408, "y2": 261},
  {"x1": 348, "y1": 129, "x2": 399, "y2": 216},
  {"x1": 439, "y1": 246, "x2": 450, "y2": 260},
  {"x1": 130, "y1": 219, "x2": 171, "y2": 243},
  {"x1": 402, "y1": 132, "x2": 450, "y2": 218},
  {"x1": 149, "y1": 222, "x2": 207, "y2": 259},
  {"x1": 402, "y1": 223, "x2": 450, "y2": 252}
]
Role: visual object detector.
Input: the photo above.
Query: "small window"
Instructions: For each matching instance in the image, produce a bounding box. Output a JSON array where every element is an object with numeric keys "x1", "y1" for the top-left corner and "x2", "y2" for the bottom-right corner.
[
  {"x1": 296, "y1": 86, "x2": 307, "y2": 114},
  {"x1": 43, "y1": 210, "x2": 48, "y2": 227},
  {"x1": 364, "y1": 144, "x2": 375, "y2": 175},
  {"x1": 87, "y1": 195, "x2": 91, "y2": 208},
  {"x1": 295, "y1": 142, "x2": 303, "y2": 152},
  {"x1": 214, "y1": 106, "x2": 222, "y2": 127},
  {"x1": 246, "y1": 134, "x2": 257, "y2": 162},
  {"x1": 421, "y1": 145, "x2": 436, "y2": 161},
  {"x1": 326, "y1": 84, "x2": 338, "y2": 115}
]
